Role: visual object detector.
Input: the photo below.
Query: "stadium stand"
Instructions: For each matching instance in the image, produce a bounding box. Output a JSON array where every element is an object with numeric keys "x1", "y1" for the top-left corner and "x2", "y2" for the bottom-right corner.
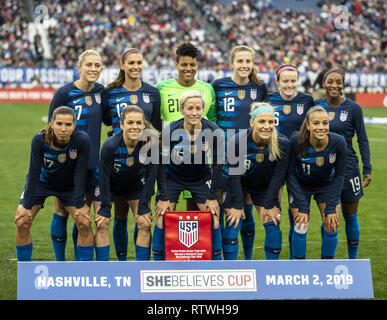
[{"x1": 1, "y1": 0, "x2": 385, "y2": 82}]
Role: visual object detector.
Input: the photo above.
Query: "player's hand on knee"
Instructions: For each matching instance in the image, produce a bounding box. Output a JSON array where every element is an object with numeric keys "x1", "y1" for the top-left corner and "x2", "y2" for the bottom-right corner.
[
  {"x1": 74, "y1": 205, "x2": 91, "y2": 225},
  {"x1": 14, "y1": 206, "x2": 32, "y2": 226},
  {"x1": 155, "y1": 200, "x2": 169, "y2": 217},
  {"x1": 94, "y1": 212, "x2": 111, "y2": 230},
  {"x1": 135, "y1": 212, "x2": 152, "y2": 230},
  {"x1": 325, "y1": 213, "x2": 339, "y2": 233},
  {"x1": 226, "y1": 208, "x2": 245, "y2": 229},
  {"x1": 205, "y1": 199, "x2": 220, "y2": 217},
  {"x1": 294, "y1": 212, "x2": 309, "y2": 231},
  {"x1": 263, "y1": 207, "x2": 281, "y2": 226}
]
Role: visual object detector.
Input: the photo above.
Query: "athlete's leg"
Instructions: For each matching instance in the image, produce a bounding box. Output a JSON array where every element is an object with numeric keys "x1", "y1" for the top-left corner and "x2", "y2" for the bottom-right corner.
[
  {"x1": 94, "y1": 199, "x2": 111, "y2": 261},
  {"x1": 257, "y1": 206, "x2": 282, "y2": 260},
  {"x1": 130, "y1": 199, "x2": 152, "y2": 261},
  {"x1": 241, "y1": 194, "x2": 255, "y2": 260},
  {"x1": 341, "y1": 201, "x2": 360, "y2": 259},
  {"x1": 113, "y1": 196, "x2": 129, "y2": 261},
  {"x1": 290, "y1": 208, "x2": 310, "y2": 259},
  {"x1": 67, "y1": 205, "x2": 94, "y2": 261},
  {"x1": 50, "y1": 197, "x2": 70, "y2": 261},
  {"x1": 15, "y1": 204, "x2": 41, "y2": 261},
  {"x1": 318, "y1": 203, "x2": 340, "y2": 259}
]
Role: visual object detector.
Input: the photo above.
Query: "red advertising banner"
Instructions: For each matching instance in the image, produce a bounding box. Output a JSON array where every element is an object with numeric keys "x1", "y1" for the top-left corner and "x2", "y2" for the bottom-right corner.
[
  {"x1": 355, "y1": 93, "x2": 387, "y2": 108},
  {"x1": 164, "y1": 211, "x2": 212, "y2": 261},
  {"x1": 0, "y1": 88, "x2": 56, "y2": 103}
]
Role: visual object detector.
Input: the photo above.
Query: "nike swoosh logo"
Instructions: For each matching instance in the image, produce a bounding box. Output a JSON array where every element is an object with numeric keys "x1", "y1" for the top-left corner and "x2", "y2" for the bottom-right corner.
[
  {"x1": 116, "y1": 97, "x2": 124, "y2": 102},
  {"x1": 74, "y1": 98, "x2": 81, "y2": 103},
  {"x1": 225, "y1": 91, "x2": 233, "y2": 96}
]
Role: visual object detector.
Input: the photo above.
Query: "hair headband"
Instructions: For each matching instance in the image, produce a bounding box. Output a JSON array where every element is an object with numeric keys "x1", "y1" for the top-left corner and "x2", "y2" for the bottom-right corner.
[
  {"x1": 276, "y1": 65, "x2": 298, "y2": 78},
  {"x1": 251, "y1": 105, "x2": 275, "y2": 119},
  {"x1": 323, "y1": 68, "x2": 345, "y2": 82},
  {"x1": 122, "y1": 48, "x2": 141, "y2": 61}
]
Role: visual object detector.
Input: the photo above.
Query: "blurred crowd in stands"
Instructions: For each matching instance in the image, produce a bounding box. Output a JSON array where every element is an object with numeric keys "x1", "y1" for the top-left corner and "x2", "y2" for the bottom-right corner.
[{"x1": 1, "y1": 0, "x2": 386, "y2": 75}]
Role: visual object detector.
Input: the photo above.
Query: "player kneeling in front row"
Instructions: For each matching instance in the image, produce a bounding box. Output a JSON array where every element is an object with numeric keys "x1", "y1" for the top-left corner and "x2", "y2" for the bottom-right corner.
[
  {"x1": 15, "y1": 107, "x2": 93, "y2": 261},
  {"x1": 96, "y1": 106, "x2": 159, "y2": 261},
  {"x1": 287, "y1": 106, "x2": 347, "y2": 259},
  {"x1": 153, "y1": 90, "x2": 224, "y2": 260},
  {"x1": 224, "y1": 103, "x2": 290, "y2": 260}
]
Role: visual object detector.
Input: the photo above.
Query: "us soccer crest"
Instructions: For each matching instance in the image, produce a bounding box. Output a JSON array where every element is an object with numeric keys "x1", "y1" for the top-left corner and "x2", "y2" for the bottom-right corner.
[
  {"x1": 297, "y1": 104, "x2": 304, "y2": 115},
  {"x1": 58, "y1": 153, "x2": 66, "y2": 163},
  {"x1": 143, "y1": 93, "x2": 150, "y2": 103},
  {"x1": 250, "y1": 89, "x2": 257, "y2": 99},
  {"x1": 316, "y1": 157, "x2": 324, "y2": 167},
  {"x1": 256, "y1": 153, "x2": 264, "y2": 163},
  {"x1": 94, "y1": 93, "x2": 101, "y2": 104},
  {"x1": 130, "y1": 95, "x2": 138, "y2": 104},
  {"x1": 126, "y1": 156, "x2": 134, "y2": 167},
  {"x1": 329, "y1": 112, "x2": 335, "y2": 121},
  {"x1": 283, "y1": 105, "x2": 291, "y2": 115},
  {"x1": 340, "y1": 111, "x2": 348, "y2": 122},
  {"x1": 85, "y1": 96, "x2": 92, "y2": 106},
  {"x1": 164, "y1": 211, "x2": 212, "y2": 260},
  {"x1": 69, "y1": 149, "x2": 77, "y2": 159},
  {"x1": 178, "y1": 220, "x2": 199, "y2": 248},
  {"x1": 238, "y1": 90, "x2": 245, "y2": 100},
  {"x1": 329, "y1": 153, "x2": 336, "y2": 164}
]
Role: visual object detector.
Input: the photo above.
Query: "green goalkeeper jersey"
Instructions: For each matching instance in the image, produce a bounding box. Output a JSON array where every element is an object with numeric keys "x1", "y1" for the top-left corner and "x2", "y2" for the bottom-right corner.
[{"x1": 155, "y1": 78, "x2": 217, "y2": 125}]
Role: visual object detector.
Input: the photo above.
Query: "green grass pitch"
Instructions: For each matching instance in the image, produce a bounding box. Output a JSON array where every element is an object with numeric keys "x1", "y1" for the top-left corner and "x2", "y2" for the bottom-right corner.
[{"x1": 0, "y1": 103, "x2": 386, "y2": 300}]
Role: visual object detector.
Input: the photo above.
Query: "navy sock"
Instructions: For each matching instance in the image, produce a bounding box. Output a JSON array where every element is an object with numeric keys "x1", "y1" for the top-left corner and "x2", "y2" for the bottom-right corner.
[
  {"x1": 113, "y1": 217, "x2": 128, "y2": 261},
  {"x1": 291, "y1": 225, "x2": 307, "y2": 259},
  {"x1": 95, "y1": 245, "x2": 110, "y2": 261},
  {"x1": 344, "y1": 212, "x2": 360, "y2": 259},
  {"x1": 321, "y1": 225, "x2": 338, "y2": 259},
  {"x1": 50, "y1": 213, "x2": 68, "y2": 261},
  {"x1": 16, "y1": 242, "x2": 33, "y2": 261},
  {"x1": 136, "y1": 245, "x2": 151, "y2": 261},
  {"x1": 241, "y1": 204, "x2": 255, "y2": 260},
  {"x1": 263, "y1": 222, "x2": 282, "y2": 260},
  {"x1": 222, "y1": 222, "x2": 241, "y2": 260},
  {"x1": 212, "y1": 227, "x2": 222, "y2": 260},
  {"x1": 288, "y1": 208, "x2": 294, "y2": 259},
  {"x1": 152, "y1": 225, "x2": 165, "y2": 260},
  {"x1": 72, "y1": 222, "x2": 79, "y2": 261},
  {"x1": 77, "y1": 245, "x2": 94, "y2": 261}
]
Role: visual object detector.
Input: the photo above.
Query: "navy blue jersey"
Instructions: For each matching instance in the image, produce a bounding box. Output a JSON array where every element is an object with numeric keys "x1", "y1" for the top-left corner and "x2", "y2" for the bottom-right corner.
[
  {"x1": 287, "y1": 132, "x2": 347, "y2": 214},
  {"x1": 229, "y1": 130, "x2": 290, "y2": 210},
  {"x1": 212, "y1": 77, "x2": 267, "y2": 134},
  {"x1": 105, "y1": 82, "x2": 162, "y2": 134},
  {"x1": 48, "y1": 82, "x2": 111, "y2": 170},
  {"x1": 98, "y1": 133, "x2": 158, "y2": 217},
  {"x1": 23, "y1": 128, "x2": 90, "y2": 209},
  {"x1": 161, "y1": 118, "x2": 224, "y2": 200},
  {"x1": 265, "y1": 91, "x2": 314, "y2": 138},
  {"x1": 315, "y1": 98, "x2": 371, "y2": 175}
]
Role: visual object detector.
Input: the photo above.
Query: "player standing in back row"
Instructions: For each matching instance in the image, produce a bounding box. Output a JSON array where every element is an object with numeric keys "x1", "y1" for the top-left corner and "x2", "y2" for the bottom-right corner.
[
  {"x1": 315, "y1": 67, "x2": 372, "y2": 259},
  {"x1": 47, "y1": 50, "x2": 111, "y2": 261},
  {"x1": 212, "y1": 45, "x2": 267, "y2": 260}
]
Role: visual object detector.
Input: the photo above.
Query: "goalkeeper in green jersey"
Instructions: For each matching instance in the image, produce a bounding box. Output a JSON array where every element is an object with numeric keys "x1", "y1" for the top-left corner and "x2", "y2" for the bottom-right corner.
[{"x1": 156, "y1": 43, "x2": 217, "y2": 125}]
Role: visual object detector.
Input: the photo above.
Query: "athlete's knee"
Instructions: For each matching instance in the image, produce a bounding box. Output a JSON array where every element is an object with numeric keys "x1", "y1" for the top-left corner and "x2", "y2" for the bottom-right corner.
[
  {"x1": 75, "y1": 212, "x2": 92, "y2": 233},
  {"x1": 14, "y1": 207, "x2": 32, "y2": 231},
  {"x1": 135, "y1": 215, "x2": 152, "y2": 232},
  {"x1": 95, "y1": 215, "x2": 111, "y2": 232}
]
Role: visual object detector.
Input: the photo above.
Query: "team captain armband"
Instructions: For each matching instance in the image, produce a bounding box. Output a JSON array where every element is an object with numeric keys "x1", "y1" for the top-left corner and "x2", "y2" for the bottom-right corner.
[{"x1": 164, "y1": 211, "x2": 212, "y2": 261}]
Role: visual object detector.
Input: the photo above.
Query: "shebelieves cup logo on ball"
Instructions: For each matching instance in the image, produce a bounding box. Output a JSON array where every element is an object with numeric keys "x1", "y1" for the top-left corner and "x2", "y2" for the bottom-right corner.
[{"x1": 178, "y1": 220, "x2": 199, "y2": 248}]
